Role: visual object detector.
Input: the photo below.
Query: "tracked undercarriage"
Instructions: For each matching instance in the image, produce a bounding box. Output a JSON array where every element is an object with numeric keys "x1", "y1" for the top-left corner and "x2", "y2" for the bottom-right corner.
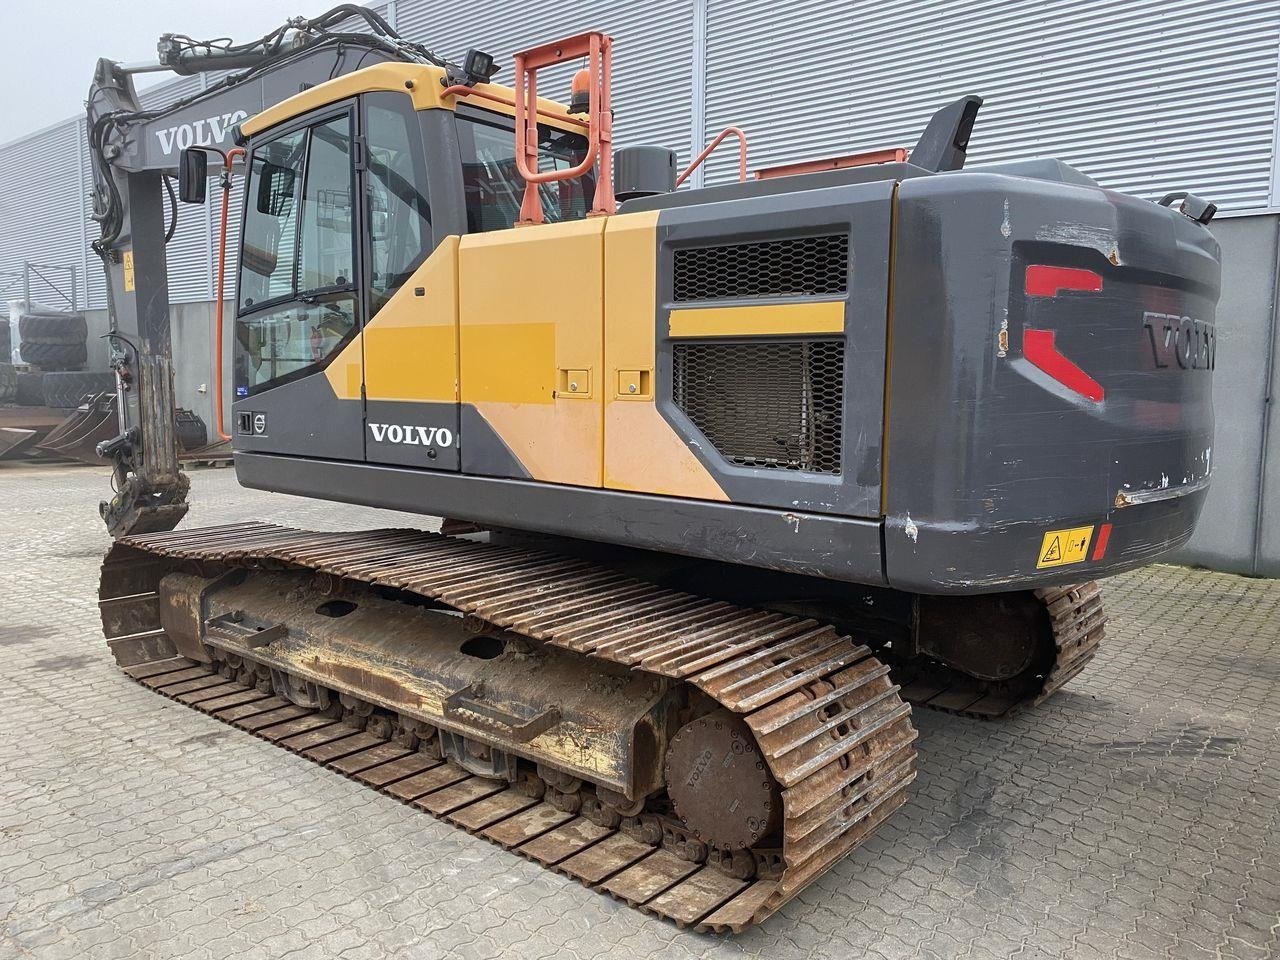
[{"x1": 100, "y1": 522, "x2": 1103, "y2": 931}]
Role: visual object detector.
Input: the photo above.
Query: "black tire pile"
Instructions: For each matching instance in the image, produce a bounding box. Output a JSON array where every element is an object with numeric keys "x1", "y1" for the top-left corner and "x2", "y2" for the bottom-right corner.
[
  {"x1": 4, "y1": 307, "x2": 117, "y2": 408},
  {"x1": 41, "y1": 370, "x2": 118, "y2": 408},
  {"x1": 19, "y1": 309, "x2": 89, "y2": 371}
]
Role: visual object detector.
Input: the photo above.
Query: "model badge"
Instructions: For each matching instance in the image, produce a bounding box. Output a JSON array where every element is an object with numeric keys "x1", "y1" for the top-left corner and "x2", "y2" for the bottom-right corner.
[{"x1": 368, "y1": 423, "x2": 454, "y2": 447}]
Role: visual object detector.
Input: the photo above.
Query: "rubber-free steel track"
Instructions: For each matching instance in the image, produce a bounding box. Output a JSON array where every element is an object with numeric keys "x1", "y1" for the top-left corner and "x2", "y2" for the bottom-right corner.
[
  {"x1": 895, "y1": 582, "x2": 1106, "y2": 720},
  {"x1": 99, "y1": 522, "x2": 919, "y2": 933}
]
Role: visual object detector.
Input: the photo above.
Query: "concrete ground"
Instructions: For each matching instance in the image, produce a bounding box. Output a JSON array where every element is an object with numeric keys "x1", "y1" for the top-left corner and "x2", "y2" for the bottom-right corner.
[{"x1": 0, "y1": 462, "x2": 1277, "y2": 960}]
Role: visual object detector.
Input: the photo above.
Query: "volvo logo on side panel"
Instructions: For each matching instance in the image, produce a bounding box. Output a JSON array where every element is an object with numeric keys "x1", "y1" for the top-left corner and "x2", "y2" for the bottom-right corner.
[
  {"x1": 367, "y1": 423, "x2": 455, "y2": 447},
  {"x1": 153, "y1": 110, "x2": 250, "y2": 158},
  {"x1": 1142, "y1": 311, "x2": 1216, "y2": 370}
]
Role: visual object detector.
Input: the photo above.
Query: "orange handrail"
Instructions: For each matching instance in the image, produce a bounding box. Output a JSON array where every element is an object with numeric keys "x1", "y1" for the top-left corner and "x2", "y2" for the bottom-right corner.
[
  {"x1": 213, "y1": 147, "x2": 245, "y2": 443},
  {"x1": 512, "y1": 31, "x2": 615, "y2": 224},
  {"x1": 676, "y1": 127, "x2": 748, "y2": 188}
]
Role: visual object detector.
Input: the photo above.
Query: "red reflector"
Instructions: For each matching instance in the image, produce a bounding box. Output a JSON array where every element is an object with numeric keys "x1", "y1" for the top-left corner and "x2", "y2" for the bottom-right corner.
[
  {"x1": 1025, "y1": 265, "x2": 1103, "y2": 298},
  {"x1": 1023, "y1": 329, "x2": 1106, "y2": 402},
  {"x1": 1091, "y1": 522, "x2": 1113, "y2": 561}
]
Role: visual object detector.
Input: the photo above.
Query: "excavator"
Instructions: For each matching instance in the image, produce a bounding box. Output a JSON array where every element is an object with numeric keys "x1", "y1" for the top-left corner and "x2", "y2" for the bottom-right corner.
[{"x1": 88, "y1": 5, "x2": 1219, "y2": 932}]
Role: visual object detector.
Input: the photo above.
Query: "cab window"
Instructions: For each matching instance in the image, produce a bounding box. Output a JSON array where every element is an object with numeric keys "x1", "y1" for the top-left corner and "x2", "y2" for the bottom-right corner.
[
  {"x1": 365, "y1": 92, "x2": 432, "y2": 316},
  {"x1": 236, "y1": 111, "x2": 358, "y2": 397},
  {"x1": 456, "y1": 112, "x2": 592, "y2": 232}
]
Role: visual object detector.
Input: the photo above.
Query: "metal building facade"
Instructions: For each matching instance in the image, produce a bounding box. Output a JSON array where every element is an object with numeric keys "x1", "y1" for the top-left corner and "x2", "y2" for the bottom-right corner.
[{"x1": 3, "y1": 0, "x2": 1278, "y2": 308}]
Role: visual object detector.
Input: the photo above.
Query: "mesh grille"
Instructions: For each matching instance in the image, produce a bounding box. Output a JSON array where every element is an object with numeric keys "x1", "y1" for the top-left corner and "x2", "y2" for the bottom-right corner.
[
  {"x1": 673, "y1": 339, "x2": 844, "y2": 474},
  {"x1": 673, "y1": 235, "x2": 849, "y2": 302}
]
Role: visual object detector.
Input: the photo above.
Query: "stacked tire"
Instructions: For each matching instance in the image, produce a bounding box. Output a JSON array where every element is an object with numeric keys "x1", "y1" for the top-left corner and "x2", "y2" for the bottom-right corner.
[
  {"x1": 18, "y1": 309, "x2": 89, "y2": 372},
  {"x1": 0, "y1": 363, "x2": 15, "y2": 403},
  {"x1": 15, "y1": 372, "x2": 44, "y2": 406},
  {"x1": 41, "y1": 370, "x2": 117, "y2": 409}
]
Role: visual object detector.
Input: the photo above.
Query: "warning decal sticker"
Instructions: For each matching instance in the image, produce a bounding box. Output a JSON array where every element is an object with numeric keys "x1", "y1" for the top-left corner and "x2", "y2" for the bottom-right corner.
[
  {"x1": 1036, "y1": 526, "x2": 1094, "y2": 569},
  {"x1": 123, "y1": 250, "x2": 135, "y2": 292}
]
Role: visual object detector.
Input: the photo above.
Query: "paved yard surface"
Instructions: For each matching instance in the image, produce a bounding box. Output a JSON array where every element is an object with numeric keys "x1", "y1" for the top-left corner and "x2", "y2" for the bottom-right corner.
[{"x1": 1, "y1": 462, "x2": 1277, "y2": 960}]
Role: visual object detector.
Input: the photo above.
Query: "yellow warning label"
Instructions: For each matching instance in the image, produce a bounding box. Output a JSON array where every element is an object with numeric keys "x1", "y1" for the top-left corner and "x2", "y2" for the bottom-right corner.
[
  {"x1": 122, "y1": 250, "x2": 135, "y2": 292},
  {"x1": 1037, "y1": 526, "x2": 1094, "y2": 569}
]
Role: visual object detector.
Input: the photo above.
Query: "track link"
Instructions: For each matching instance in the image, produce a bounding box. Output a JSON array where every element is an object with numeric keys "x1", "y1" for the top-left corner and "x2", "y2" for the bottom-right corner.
[
  {"x1": 895, "y1": 582, "x2": 1106, "y2": 720},
  {"x1": 99, "y1": 522, "x2": 918, "y2": 933}
]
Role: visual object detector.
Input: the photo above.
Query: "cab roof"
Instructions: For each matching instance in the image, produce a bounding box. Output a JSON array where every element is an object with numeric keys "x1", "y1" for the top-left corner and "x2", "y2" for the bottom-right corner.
[{"x1": 241, "y1": 61, "x2": 585, "y2": 138}]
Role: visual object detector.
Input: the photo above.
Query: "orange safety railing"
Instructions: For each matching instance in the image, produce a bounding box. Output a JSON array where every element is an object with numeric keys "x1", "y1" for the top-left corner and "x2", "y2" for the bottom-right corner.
[
  {"x1": 754, "y1": 147, "x2": 907, "y2": 180},
  {"x1": 676, "y1": 127, "x2": 748, "y2": 188},
  {"x1": 512, "y1": 31, "x2": 615, "y2": 224}
]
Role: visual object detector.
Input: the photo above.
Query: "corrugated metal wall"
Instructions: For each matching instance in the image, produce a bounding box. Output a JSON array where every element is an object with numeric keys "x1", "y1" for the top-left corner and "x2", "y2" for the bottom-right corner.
[
  {"x1": 700, "y1": 0, "x2": 1280, "y2": 202},
  {"x1": 2, "y1": 0, "x2": 1275, "y2": 310},
  {"x1": 0, "y1": 120, "x2": 88, "y2": 308},
  {"x1": 395, "y1": 0, "x2": 696, "y2": 161}
]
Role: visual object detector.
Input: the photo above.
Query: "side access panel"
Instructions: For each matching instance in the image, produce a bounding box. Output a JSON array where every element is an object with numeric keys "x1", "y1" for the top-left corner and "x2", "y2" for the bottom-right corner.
[
  {"x1": 457, "y1": 219, "x2": 605, "y2": 485},
  {"x1": 233, "y1": 346, "x2": 366, "y2": 462},
  {"x1": 612, "y1": 183, "x2": 894, "y2": 517},
  {"x1": 604, "y1": 211, "x2": 730, "y2": 502}
]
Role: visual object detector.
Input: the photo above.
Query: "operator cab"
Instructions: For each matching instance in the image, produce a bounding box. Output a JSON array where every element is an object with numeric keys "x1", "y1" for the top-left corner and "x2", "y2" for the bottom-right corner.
[{"x1": 232, "y1": 87, "x2": 593, "y2": 422}]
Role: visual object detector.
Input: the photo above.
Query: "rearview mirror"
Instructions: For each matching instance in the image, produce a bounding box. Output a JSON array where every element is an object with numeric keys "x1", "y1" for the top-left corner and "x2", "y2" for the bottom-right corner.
[{"x1": 178, "y1": 148, "x2": 208, "y2": 204}]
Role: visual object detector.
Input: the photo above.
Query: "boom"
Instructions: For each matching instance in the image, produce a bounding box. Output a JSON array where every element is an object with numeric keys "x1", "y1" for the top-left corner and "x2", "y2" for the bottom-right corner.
[{"x1": 85, "y1": 6, "x2": 446, "y2": 537}]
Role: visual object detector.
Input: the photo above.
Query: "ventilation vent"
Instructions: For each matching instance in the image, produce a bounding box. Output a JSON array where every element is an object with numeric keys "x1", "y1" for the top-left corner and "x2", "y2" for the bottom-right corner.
[
  {"x1": 673, "y1": 234, "x2": 849, "y2": 302},
  {"x1": 673, "y1": 339, "x2": 844, "y2": 474}
]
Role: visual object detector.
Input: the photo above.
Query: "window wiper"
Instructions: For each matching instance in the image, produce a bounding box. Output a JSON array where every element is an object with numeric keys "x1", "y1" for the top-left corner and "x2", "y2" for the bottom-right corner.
[{"x1": 298, "y1": 283, "x2": 355, "y2": 304}]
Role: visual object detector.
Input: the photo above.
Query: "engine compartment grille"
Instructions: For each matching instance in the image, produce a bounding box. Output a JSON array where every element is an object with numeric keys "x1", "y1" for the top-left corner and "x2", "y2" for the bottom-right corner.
[
  {"x1": 672, "y1": 339, "x2": 845, "y2": 474},
  {"x1": 673, "y1": 234, "x2": 849, "y2": 302}
]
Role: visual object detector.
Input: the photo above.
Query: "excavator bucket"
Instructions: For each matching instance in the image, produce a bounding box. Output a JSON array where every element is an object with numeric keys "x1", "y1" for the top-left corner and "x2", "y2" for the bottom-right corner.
[
  {"x1": 36, "y1": 393, "x2": 117, "y2": 464},
  {"x1": 0, "y1": 427, "x2": 39, "y2": 461}
]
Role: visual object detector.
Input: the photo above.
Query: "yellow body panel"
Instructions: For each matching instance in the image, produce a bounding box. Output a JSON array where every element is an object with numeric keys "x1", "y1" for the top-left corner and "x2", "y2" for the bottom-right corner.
[
  {"x1": 324, "y1": 331, "x2": 363, "y2": 401},
  {"x1": 242, "y1": 62, "x2": 584, "y2": 137},
  {"x1": 668, "y1": 301, "x2": 845, "y2": 338},
  {"x1": 459, "y1": 218, "x2": 606, "y2": 487},
  {"x1": 318, "y1": 214, "x2": 735, "y2": 503},
  {"x1": 603, "y1": 213, "x2": 728, "y2": 501},
  {"x1": 363, "y1": 238, "x2": 460, "y2": 403}
]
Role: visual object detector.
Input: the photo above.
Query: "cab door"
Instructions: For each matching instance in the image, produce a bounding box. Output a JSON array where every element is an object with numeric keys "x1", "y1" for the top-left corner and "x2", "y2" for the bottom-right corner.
[
  {"x1": 359, "y1": 91, "x2": 461, "y2": 470},
  {"x1": 232, "y1": 101, "x2": 366, "y2": 461}
]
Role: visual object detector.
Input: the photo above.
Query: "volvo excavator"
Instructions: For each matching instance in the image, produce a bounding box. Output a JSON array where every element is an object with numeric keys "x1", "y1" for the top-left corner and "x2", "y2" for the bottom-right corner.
[{"x1": 88, "y1": 5, "x2": 1219, "y2": 932}]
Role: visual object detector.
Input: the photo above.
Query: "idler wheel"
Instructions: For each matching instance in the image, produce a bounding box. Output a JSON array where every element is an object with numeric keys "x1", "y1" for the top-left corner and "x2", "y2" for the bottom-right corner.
[{"x1": 664, "y1": 711, "x2": 781, "y2": 850}]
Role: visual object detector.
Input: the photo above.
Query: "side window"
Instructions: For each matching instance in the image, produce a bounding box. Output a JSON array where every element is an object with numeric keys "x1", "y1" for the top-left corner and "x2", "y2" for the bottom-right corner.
[
  {"x1": 234, "y1": 300, "x2": 359, "y2": 396},
  {"x1": 456, "y1": 113, "x2": 592, "y2": 233},
  {"x1": 365, "y1": 92, "x2": 432, "y2": 316},
  {"x1": 297, "y1": 117, "x2": 356, "y2": 293},
  {"x1": 235, "y1": 111, "x2": 358, "y2": 397},
  {"x1": 239, "y1": 129, "x2": 306, "y2": 310}
]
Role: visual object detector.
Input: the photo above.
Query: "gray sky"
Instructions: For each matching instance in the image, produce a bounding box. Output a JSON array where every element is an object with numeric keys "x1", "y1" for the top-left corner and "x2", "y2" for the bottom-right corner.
[{"x1": 4, "y1": 0, "x2": 320, "y2": 140}]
